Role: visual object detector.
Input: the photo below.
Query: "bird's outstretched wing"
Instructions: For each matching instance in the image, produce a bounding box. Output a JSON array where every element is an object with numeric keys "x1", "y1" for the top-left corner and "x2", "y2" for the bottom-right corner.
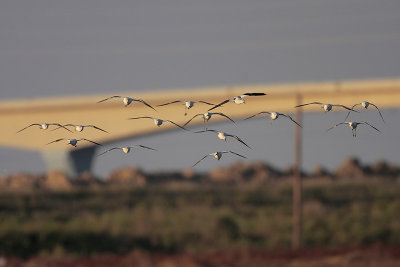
[
  {"x1": 127, "y1": 116, "x2": 155, "y2": 121},
  {"x1": 193, "y1": 129, "x2": 218, "y2": 134},
  {"x1": 360, "y1": 122, "x2": 380, "y2": 132},
  {"x1": 326, "y1": 122, "x2": 347, "y2": 132},
  {"x1": 369, "y1": 103, "x2": 385, "y2": 123},
  {"x1": 134, "y1": 99, "x2": 157, "y2": 111},
  {"x1": 223, "y1": 150, "x2": 248, "y2": 159},
  {"x1": 157, "y1": 100, "x2": 183, "y2": 107},
  {"x1": 295, "y1": 102, "x2": 323, "y2": 108},
  {"x1": 228, "y1": 134, "x2": 251, "y2": 148},
  {"x1": 280, "y1": 114, "x2": 302, "y2": 127},
  {"x1": 80, "y1": 139, "x2": 102, "y2": 146},
  {"x1": 132, "y1": 145, "x2": 157, "y2": 151},
  {"x1": 213, "y1": 112, "x2": 235, "y2": 123},
  {"x1": 86, "y1": 125, "x2": 109, "y2": 133},
  {"x1": 332, "y1": 104, "x2": 357, "y2": 111},
  {"x1": 46, "y1": 138, "x2": 66, "y2": 145},
  {"x1": 244, "y1": 111, "x2": 271, "y2": 120},
  {"x1": 97, "y1": 96, "x2": 122, "y2": 104},
  {"x1": 165, "y1": 120, "x2": 188, "y2": 130},
  {"x1": 192, "y1": 154, "x2": 211, "y2": 167},
  {"x1": 195, "y1": 101, "x2": 215, "y2": 105},
  {"x1": 344, "y1": 103, "x2": 362, "y2": 121},
  {"x1": 183, "y1": 114, "x2": 203, "y2": 127},
  {"x1": 97, "y1": 147, "x2": 121, "y2": 156},
  {"x1": 50, "y1": 124, "x2": 77, "y2": 133},
  {"x1": 208, "y1": 99, "x2": 231, "y2": 111},
  {"x1": 16, "y1": 123, "x2": 41, "y2": 133},
  {"x1": 241, "y1": 92, "x2": 267, "y2": 97}
]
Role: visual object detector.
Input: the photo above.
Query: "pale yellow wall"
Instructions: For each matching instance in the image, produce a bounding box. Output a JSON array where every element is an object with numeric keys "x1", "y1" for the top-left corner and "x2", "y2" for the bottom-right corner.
[{"x1": 1, "y1": 78, "x2": 399, "y2": 151}]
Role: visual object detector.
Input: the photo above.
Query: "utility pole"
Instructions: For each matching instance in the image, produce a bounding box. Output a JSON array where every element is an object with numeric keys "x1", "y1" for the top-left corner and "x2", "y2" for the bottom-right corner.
[{"x1": 292, "y1": 93, "x2": 303, "y2": 249}]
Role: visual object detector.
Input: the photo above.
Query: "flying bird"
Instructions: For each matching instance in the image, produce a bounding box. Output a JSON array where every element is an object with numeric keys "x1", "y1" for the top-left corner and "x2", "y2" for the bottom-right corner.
[
  {"x1": 192, "y1": 150, "x2": 247, "y2": 167},
  {"x1": 244, "y1": 111, "x2": 302, "y2": 127},
  {"x1": 193, "y1": 129, "x2": 251, "y2": 148},
  {"x1": 97, "y1": 145, "x2": 156, "y2": 157},
  {"x1": 183, "y1": 112, "x2": 235, "y2": 130},
  {"x1": 208, "y1": 93, "x2": 266, "y2": 111},
  {"x1": 157, "y1": 100, "x2": 215, "y2": 116},
  {"x1": 54, "y1": 124, "x2": 109, "y2": 133},
  {"x1": 46, "y1": 138, "x2": 102, "y2": 147},
  {"x1": 16, "y1": 123, "x2": 72, "y2": 133},
  {"x1": 344, "y1": 101, "x2": 385, "y2": 122},
  {"x1": 295, "y1": 102, "x2": 357, "y2": 113},
  {"x1": 97, "y1": 96, "x2": 156, "y2": 111},
  {"x1": 127, "y1": 116, "x2": 187, "y2": 130},
  {"x1": 326, "y1": 121, "x2": 380, "y2": 137}
]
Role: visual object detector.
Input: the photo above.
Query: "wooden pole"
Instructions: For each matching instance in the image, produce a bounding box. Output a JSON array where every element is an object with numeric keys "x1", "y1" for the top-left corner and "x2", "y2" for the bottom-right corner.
[{"x1": 292, "y1": 93, "x2": 303, "y2": 249}]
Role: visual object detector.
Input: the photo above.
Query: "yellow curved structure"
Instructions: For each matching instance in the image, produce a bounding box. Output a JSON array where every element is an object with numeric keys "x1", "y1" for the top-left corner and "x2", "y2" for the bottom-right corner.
[{"x1": 1, "y1": 78, "x2": 399, "y2": 175}]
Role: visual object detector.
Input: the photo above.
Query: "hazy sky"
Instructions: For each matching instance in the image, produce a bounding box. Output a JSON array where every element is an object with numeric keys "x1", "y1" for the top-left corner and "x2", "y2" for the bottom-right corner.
[{"x1": 1, "y1": 0, "x2": 400, "y2": 177}]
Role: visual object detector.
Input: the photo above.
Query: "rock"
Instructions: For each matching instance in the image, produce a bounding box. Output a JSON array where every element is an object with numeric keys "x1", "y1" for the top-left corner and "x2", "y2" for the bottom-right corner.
[
  {"x1": 42, "y1": 171, "x2": 72, "y2": 190},
  {"x1": 74, "y1": 171, "x2": 103, "y2": 186},
  {"x1": 0, "y1": 173, "x2": 40, "y2": 191},
  {"x1": 107, "y1": 167, "x2": 146, "y2": 186},
  {"x1": 335, "y1": 157, "x2": 366, "y2": 178},
  {"x1": 209, "y1": 161, "x2": 280, "y2": 184},
  {"x1": 370, "y1": 160, "x2": 399, "y2": 177},
  {"x1": 312, "y1": 165, "x2": 332, "y2": 178}
]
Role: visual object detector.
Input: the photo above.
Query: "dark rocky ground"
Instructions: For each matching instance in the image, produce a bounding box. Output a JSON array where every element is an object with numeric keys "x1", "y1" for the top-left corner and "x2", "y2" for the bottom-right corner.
[
  {"x1": 3, "y1": 244, "x2": 400, "y2": 267},
  {"x1": 1, "y1": 157, "x2": 399, "y2": 191}
]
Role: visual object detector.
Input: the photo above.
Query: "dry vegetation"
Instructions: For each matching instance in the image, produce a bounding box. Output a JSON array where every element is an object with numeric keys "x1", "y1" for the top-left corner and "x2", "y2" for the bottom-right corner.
[{"x1": 0, "y1": 157, "x2": 400, "y2": 266}]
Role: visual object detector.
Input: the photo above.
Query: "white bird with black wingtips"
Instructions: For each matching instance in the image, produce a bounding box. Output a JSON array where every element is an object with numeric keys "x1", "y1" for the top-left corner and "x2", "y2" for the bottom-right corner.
[
  {"x1": 295, "y1": 102, "x2": 357, "y2": 113},
  {"x1": 327, "y1": 121, "x2": 380, "y2": 137},
  {"x1": 244, "y1": 111, "x2": 302, "y2": 127},
  {"x1": 97, "y1": 95, "x2": 156, "y2": 111},
  {"x1": 46, "y1": 138, "x2": 102, "y2": 147},
  {"x1": 157, "y1": 100, "x2": 215, "y2": 116},
  {"x1": 193, "y1": 129, "x2": 251, "y2": 148},
  {"x1": 208, "y1": 92, "x2": 266, "y2": 111},
  {"x1": 184, "y1": 112, "x2": 235, "y2": 130},
  {"x1": 97, "y1": 145, "x2": 156, "y2": 157},
  {"x1": 54, "y1": 124, "x2": 109, "y2": 133},
  {"x1": 127, "y1": 116, "x2": 187, "y2": 130},
  {"x1": 16, "y1": 123, "x2": 73, "y2": 133},
  {"x1": 344, "y1": 101, "x2": 385, "y2": 122},
  {"x1": 192, "y1": 150, "x2": 247, "y2": 167}
]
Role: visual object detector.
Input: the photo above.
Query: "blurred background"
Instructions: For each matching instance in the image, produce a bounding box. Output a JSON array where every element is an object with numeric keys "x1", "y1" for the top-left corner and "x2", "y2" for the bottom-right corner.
[
  {"x1": 1, "y1": 0, "x2": 400, "y2": 265},
  {"x1": 1, "y1": 0, "x2": 400, "y2": 177}
]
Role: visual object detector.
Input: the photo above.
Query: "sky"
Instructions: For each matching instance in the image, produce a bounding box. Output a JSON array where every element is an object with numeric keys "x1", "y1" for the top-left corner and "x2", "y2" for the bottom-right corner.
[{"x1": 1, "y1": 0, "x2": 400, "y2": 177}]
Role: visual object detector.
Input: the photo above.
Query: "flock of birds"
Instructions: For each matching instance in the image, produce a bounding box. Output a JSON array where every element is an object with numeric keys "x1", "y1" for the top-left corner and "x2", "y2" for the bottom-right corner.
[{"x1": 16, "y1": 93, "x2": 385, "y2": 168}]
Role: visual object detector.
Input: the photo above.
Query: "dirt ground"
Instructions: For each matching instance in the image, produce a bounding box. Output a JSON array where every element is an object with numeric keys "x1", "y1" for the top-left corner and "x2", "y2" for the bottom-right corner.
[{"x1": 3, "y1": 244, "x2": 400, "y2": 267}]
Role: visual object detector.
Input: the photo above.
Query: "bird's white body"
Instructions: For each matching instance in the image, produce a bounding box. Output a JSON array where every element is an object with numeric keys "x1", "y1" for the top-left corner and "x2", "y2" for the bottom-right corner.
[
  {"x1": 270, "y1": 112, "x2": 279, "y2": 120},
  {"x1": 217, "y1": 132, "x2": 226, "y2": 140},
  {"x1": 323, "y1": 104, "x2": 332, "y2": 112},
  {"x1": 204, "y1": 113, "x2": 211, "y2": 121},
  {"x1": 122, "y1": 147, "x2": 131, "y2": 153},
  {"x1": 67, "y1": 139, "x2": 78, "y2": 147},
  {"x1": 154, "y1": 119, "x2": 163, "y2": 126},
  {"x1": 40, "y1": 124, "x2": 49, "y2": 130},
  {"x1": 233, "y1": 96, "x2": 245, "y2": 104},
  {"x1": 348, "y1": 122, "x2": 358, "y2": 129},
  {"x1": 213, "y1": 152, "x2": 222, "y2": 160},
  {"x1": 185, "y1": 101, "x2": 194, "y2": 109},
  {"x1": 361, "y1": 101, "x2": 369, "y2": 109},
  {"x1": 75, "y1": 125, "x2": 84, "y2": 132},
  {"x1": 123, "y1": 97, "x2": 132, "y2": 106}
]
